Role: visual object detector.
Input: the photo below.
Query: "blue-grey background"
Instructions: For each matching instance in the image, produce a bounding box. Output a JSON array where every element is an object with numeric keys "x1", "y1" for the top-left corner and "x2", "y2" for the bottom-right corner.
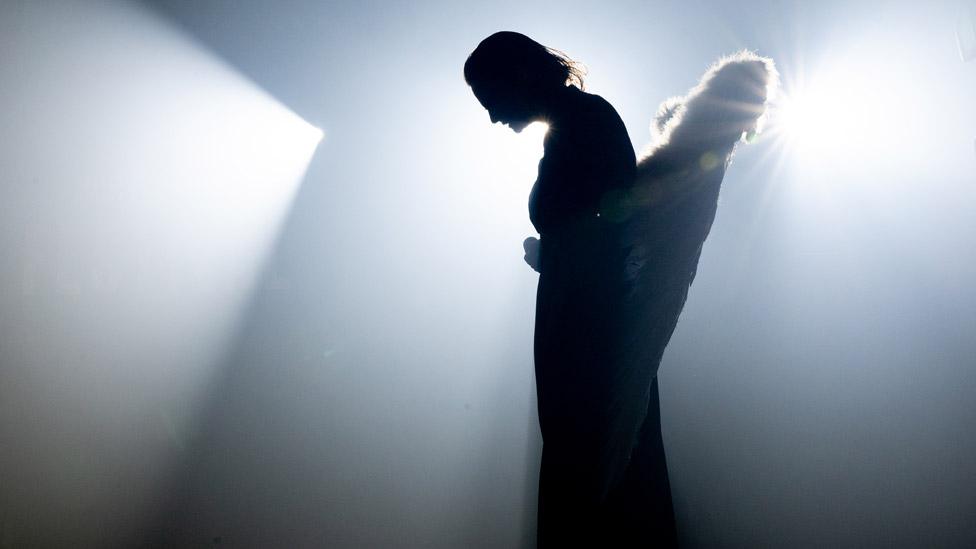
[{"x1": 1, "y1": 1, "x2": 974, "y2": 547}]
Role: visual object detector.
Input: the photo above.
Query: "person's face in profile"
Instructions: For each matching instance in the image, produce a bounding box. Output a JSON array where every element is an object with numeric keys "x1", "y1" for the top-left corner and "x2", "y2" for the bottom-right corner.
[{"x1": 470, "y1": 79, "x2": 536, "y2": 133}]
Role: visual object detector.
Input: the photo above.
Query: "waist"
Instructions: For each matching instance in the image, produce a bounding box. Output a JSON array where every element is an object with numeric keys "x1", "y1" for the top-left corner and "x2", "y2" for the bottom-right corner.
[{"x1": 539, "y1": 217, "x2": 628, "y2": 277}]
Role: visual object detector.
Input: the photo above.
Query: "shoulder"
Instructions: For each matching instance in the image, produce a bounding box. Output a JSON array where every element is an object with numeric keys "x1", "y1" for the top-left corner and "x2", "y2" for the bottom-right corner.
[
  {"x1": 574, "y1": 89, "x2": 626, "y2": 127},
  {"x1": 574, "y1": 92, "x2": 635, "y2": 162},
  {"x1": 547, "y1": 89, "x2": 629, "y2": 146}
]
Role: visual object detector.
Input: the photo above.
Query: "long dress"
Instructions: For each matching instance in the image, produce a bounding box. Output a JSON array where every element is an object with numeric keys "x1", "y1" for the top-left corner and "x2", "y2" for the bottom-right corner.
[
  {"x1": 530, "y1": 54, "x2": 775, "y2": 548},
  {"x1": 529, "y1": 85, "x2": 680, "y2": 547}
]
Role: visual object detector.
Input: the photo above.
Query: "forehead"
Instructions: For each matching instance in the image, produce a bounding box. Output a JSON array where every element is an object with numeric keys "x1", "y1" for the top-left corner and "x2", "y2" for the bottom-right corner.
[
  {"x1": 471, "y1": 80, "x2": 514, "y2": 106},
  {"x1": 471, "y1": 80, "x2": 497, "y2": 96},
  {"x1": 470, "y1": 83, "x2": 496, "y2": 109}
]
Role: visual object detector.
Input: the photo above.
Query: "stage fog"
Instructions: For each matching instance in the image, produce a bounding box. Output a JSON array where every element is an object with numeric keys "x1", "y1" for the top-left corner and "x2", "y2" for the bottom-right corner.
[{"x1": 1, "y1": 1, "x2": 975, "y2": 547}]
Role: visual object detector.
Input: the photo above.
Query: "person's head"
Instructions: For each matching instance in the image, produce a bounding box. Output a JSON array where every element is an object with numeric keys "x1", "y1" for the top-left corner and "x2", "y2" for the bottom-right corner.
[{"x1": 464, "y1": 31, "x2": 586, "y2": 132}]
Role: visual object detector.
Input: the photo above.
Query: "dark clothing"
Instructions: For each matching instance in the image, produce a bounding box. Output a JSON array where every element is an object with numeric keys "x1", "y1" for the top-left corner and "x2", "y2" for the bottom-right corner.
[
  {"x1": 529, "y1": 86, "x2": 681, "y2": 547},
  {"x1": 529, "y1": 87, "x2": 635, "y2": 236},
  {"x1": 527, "y1": 53, "x2": 770, "y2": 547}
]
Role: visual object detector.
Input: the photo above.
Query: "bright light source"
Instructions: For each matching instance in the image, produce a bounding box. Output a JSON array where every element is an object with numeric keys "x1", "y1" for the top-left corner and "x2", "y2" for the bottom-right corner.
[
  {"x1": 768, "y1": 53, "x2": 928, "y2": 181},
  {"x1": 0, "y1": 1, "x2": 323, "y2": 545},
  {"x1": 448, "y1": 117, "x2": 550, "y2": 239},
  {"x1": 486, "y1": 120, "x2": 549, "y2": 165},
  {"x1": 479, "y1": 121, "x2": 549, "y2": 195},
  {"x1": 773, "y1": 69, "x2": 875, "y2": 164}
]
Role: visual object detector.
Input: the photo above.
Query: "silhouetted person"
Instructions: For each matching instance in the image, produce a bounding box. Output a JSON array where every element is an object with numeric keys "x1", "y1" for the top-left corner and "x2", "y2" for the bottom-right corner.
[{"x1": 464, "y1": 31, "x2": 776, "y2": 548}]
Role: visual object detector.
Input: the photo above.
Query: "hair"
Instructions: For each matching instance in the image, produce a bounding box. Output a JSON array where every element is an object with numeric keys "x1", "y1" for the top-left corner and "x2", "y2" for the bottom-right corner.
[{"x1": 463, "y1": 31, "x2": 587, "y2": 91}]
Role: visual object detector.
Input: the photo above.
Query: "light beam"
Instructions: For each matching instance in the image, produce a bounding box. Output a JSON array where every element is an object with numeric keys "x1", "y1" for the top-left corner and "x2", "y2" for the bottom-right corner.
[{"x1": 0, "y1": 1, "x2": 322, "y2": 546}]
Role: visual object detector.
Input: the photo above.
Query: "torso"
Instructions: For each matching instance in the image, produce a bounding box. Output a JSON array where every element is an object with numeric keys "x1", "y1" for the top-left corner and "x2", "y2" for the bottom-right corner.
[{"x1": 528, "y1": 86, "x2": 636, "y2": 280}]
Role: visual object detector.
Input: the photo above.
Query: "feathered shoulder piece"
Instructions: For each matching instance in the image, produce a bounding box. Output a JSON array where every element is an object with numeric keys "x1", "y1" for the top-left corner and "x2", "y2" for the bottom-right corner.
[{"x1": 629, "y1": 51, "x2": 778, "y2": 210}]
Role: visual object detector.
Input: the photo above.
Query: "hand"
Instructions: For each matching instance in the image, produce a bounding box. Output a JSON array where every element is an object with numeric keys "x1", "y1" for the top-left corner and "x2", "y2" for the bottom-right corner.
[{"x1": 523, "y1": 236, "x2": 541, "y2": 273}]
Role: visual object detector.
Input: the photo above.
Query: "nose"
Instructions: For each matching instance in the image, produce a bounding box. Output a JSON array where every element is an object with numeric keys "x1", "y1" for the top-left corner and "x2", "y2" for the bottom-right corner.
[{"x1": 489, "y1": 111, "x2": 499, "y2": 124}]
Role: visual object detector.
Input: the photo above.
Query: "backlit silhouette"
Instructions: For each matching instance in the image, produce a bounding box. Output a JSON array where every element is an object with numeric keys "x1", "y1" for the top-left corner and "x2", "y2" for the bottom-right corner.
[{"x1": 465, "y1": 31, "x2": 776, "y2": 547}]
